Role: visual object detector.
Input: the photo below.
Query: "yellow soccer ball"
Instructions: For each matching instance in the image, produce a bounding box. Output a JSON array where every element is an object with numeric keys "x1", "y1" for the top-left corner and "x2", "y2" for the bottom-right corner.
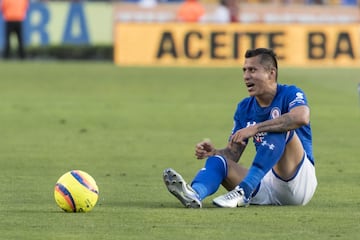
[{"x1": 54, "y1": 170, "x2": 99, "y2": 213}]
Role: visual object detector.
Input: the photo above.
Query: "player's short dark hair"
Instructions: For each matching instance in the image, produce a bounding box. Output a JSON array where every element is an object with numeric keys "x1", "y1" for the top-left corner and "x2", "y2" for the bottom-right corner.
[{"x1": 245, "y1": 48, "x2": 278, "y2": 80}]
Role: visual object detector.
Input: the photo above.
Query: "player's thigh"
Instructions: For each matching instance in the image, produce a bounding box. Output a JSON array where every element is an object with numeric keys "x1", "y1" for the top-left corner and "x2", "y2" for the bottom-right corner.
[
  {"x1": 252, "y1": 155, "x2": 317, "y2": 205},
  {"x1": 221, "y1": 160, "x2": 248, "y2": 191},
  {"x1": 273, "y1": 132, "x2": 304, "y2": 180},
  {"x1": 274, "y1": 156, "x2": 317, "y2": 205}
]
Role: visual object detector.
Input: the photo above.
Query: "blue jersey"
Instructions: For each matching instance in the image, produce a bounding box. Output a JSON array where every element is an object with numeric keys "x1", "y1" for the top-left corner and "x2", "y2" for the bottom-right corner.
[{"x1": 231, "y1": 84, "x2": 314, "y2": 164}]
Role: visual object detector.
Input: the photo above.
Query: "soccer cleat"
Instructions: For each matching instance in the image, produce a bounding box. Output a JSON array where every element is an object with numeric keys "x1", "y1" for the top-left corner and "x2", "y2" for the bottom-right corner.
[
  {"x1": 212, "y1": 186, "x2": 249, "y2": 208},
  {"x1": 163, "y1": 168, "x2": 202, "y2": 208}
]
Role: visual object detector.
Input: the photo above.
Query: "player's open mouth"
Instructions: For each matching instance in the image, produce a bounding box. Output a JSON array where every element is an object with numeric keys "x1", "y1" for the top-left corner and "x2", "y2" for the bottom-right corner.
[{"x1": 246, "y1": 83, "x2": 255, "y2": 91}]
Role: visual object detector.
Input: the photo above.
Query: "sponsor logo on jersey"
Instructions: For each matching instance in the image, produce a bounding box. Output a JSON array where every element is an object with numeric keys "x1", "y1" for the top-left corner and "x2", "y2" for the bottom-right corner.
[
  {"x1": 246, "y1": 122, "x2": 276, "y2": 150},
  {"x1": 246, "y1": 121, "x2": 267, "y2": 143},
  {"x1": 289, "y1": 92, "x2": 306, "y2": 107},
  {"x1": 261, "y1": 140, "x2": 275, "y2": 150},
  {"x1": 254, "y1": 131, "x2": 267, "y2": 143}
]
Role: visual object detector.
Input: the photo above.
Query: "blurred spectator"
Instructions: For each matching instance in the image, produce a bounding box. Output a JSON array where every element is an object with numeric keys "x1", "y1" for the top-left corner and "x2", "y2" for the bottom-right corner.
[
  {"x1": 203, "y1": 0, "x2": 231, "y2": 23},
  {"x1": 176, "y1": 0, "x2": 205, "y2": 22},
  {"x1": 138, "y1": 0, "x2": 158, "y2": 8},
  {"x1": 210, "y1": 0, "x2": 231, "y2": 23},
  {"x1": 304, "y1": 0, "x2": 324, "y2": 4},
  {"x1": 226, "y1": 0, "x2": 239, "y2": 22},
  {"x1": 1, "y1": 0, "x2": 29, "y2": 59}
]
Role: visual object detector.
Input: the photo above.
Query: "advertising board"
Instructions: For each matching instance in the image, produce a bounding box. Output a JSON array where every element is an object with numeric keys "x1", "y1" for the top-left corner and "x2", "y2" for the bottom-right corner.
[{"x1": 114, "y1": 23, "x2": 360, "y2": 67}]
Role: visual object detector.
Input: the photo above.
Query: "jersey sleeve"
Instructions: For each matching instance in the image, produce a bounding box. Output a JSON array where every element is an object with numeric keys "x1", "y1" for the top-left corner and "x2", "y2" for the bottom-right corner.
[
  {"x1": 231, "y1": 102, "x2": 245, "y2": 135},
  {"x1": 287, "y1": 86, "x2": 309, "y2": 111},
  {"x1": 231, "y1": 114, "x2": 241, "y2": 135},
  {"x1": 229, "y1": 101, "x2": 249, "y2": 144}
]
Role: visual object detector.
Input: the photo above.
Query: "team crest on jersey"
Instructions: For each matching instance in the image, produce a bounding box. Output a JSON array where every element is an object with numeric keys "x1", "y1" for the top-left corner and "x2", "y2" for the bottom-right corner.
[{"x1": 270, "y1": 107, "x2": 281, "y2": 119}]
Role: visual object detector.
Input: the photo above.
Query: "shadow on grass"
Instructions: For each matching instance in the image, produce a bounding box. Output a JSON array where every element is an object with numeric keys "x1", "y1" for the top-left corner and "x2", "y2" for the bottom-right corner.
[{"x1": 101, "y1": 200, "x2": 228, "y2": 209}]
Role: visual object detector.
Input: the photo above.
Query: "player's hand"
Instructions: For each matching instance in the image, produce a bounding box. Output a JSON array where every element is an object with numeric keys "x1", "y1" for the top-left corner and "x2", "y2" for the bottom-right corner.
[
  {"x1": 195, "y1": 139, "x2": 216, "y2": 159},
  {"x1": 231, "y1": 126, "x2": 257, "y2": 145}
]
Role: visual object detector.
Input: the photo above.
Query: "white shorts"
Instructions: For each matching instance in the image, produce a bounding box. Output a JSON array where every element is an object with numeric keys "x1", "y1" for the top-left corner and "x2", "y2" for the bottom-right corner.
[{"x1": 250, "y1": 154, "x2": 317, "y2": 205}]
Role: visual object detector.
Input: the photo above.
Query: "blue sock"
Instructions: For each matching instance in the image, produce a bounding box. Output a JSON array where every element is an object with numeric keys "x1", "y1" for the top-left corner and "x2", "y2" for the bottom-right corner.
[
  {"x1": 191, "y1": 155, "x2": 227, "y2": 200},
  {"x1": 239, "y1": 168, "x2": 264, "y2": 199},
  {"x1": 240, "y1": 132, "x2": 287, "y2": 198}
]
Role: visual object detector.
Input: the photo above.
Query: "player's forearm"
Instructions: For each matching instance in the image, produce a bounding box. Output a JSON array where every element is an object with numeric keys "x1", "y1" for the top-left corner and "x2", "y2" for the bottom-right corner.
[
  {"x1": 214, "y1": 143, "x2": 244, "y2": 163},
  {"x1": 256, "y1": 111, "x2": 308, "y2": 133}
]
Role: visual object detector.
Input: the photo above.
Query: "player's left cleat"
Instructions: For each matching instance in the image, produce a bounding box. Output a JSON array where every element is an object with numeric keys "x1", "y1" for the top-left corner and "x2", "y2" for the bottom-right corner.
[
  {"x1": 212, "y1": 186, "x2": 250, "y2": 208},
  {"x1": 163, "y1": 168, "x2": 202, "y2": 208}
]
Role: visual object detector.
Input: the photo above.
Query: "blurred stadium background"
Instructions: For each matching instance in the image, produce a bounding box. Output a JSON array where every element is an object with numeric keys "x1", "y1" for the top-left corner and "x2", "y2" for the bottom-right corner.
[{"x1": 0, "y1": 0, "x2": 359, "y2": 65}]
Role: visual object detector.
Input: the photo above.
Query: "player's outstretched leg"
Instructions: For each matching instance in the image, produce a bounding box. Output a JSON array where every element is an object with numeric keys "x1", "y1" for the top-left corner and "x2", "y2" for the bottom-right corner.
[{"x1": 163, "y1": 168, "x2": 202, "y2": 208}]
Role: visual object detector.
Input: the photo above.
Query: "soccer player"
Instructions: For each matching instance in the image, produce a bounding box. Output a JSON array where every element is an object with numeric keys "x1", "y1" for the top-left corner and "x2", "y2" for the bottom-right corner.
[{"x1": 163, "y1": 48, "x2": 317, "y2": 208}]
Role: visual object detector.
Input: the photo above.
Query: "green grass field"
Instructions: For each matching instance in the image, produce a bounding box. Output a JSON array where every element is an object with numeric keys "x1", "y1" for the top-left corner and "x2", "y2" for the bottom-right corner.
[{"x1": 0, "y1": 61, "x2": 359, "y2": 239}]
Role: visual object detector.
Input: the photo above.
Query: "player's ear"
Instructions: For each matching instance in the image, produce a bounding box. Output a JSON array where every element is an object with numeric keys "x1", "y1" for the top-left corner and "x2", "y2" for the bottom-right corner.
[
  {"x1": 269, "y1": 68, "x2": 277, "y2": 78},
  {"x1": 268, "y1": 67, "x2": 277, "y2": 81}
]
